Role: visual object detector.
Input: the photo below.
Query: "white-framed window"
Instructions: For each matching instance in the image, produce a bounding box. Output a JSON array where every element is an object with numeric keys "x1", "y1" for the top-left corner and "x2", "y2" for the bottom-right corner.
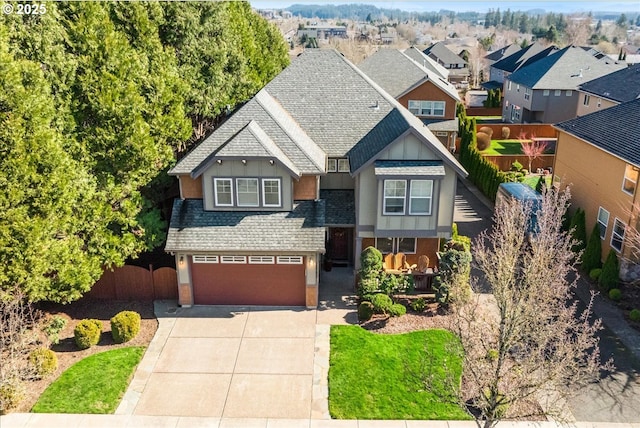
[
  {"x1": 566, "y1": 90, "x2": 573, "y2": 96},
  {"x1": 554, "y1": 90, "x2": 561, "y2": 96},
  {"x1": 374, "y1": 237, "x2": 417, "y2": 254},
  {"x1": 338, "y1": 158, "x2": 350, "y2": 172},
  {"x1": 543, "y1": 89, "x2": 550, "y2": 96},
  {"x1": 192, "y1": 255, "x2": 219, "y2": 263},
  {"x1": 516, "y1": 84, "x2": 520, "y2": 92},
  {"x1": 327, "y1": 158, "x2": 337, "y2": 172},
  {"x1": 409, "y1": 180, "x2": 433, "y2": 215},
  {"x1": 508, "y1": 81, "x2": 512, "y2": 90},
  {"x1": 236, "y1": 178, "x2": 259, "y2": 207},
  {"x1": 221, "y1": 255, "x2": 247, "y2": 264},
  {"x1": 524, "y1": 87, "x2": 531, "y2": 100},
  {"x1": 583, "y1": 94, "x2": 590, "y2": 106},
  {"x1": 407, "y1": 100, "x2": 445, "y2": 117},
  {"x1": 597, "y1": 207, "x2": 610, "y2": 240},
  {"x1": 262, "y1": 179, "x2": 281, "y2": 207},
  {"x1": 249, "y1": 256, "x2": 275, "y2": 264},
  {"x1": 611, "y1": 218, "x2": 626, "y2": 252},
  {"x1": 214, "y1": 178, "x2": 233, "y2": 206},
  {"x1": 597, "y1": 98, "x2": 602, "y2": 107},
  {"x1": 434, "y1": 131, "x2": 448, "y2": 137},
  {"x1": 277, "y1": 256, "x2": 303, "y2": 264},
  {"x1": 383, "y1": 180, "x2": 407, "y2": 215},
  {"x1": 623, "y1": 164, "x2": 638, "y2": 195}
]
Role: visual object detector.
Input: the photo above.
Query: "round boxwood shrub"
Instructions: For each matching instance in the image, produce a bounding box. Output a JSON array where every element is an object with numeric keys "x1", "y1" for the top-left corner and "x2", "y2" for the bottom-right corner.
[
  {"x1": 630, "y1": 309, "x2": 640, "y2": 322},
  {"x1": 589, "y1": 268, "x2": 602, "y2": 281},
  {"x1": 0, "y1": 379, "x2": 24, "y2": 415},
  {"x1": 388, "y1": 303, "x2": 407, "y2": 317},
  {"x1": 501, "y1": 126, "x2": 510, "y2": 139},
  {"x1": 478, "y1": 126, "x2": 493, "y2": 137},
  {"x1": 357, "y1": 301, "x2": 374, "y2": 321},
  {"x1": 370, "y1": 293, "x2": 393, "y2": 314},
  {"x1": 476, "y1": 132, "x2": 491, "y2": 151},
  {"x1": 110, "y1": 311, "x2": 141, "y2": 344},
  {"x1": 410, "y1": 297, "x2": 427, "y2": 313},
  {"x1": 74, "y1": 319, "x2": 102, "y2": 350},
  {"x1": 29, "y1": 348, "x2": 58, "y2": 378},
  {"x1": 609, "y1": 288, "x2": 622, "y2": 301}
]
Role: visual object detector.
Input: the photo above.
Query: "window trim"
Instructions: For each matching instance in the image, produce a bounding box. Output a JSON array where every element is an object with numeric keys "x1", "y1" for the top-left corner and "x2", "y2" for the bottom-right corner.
[
  {"x1": 214, "y1": 178, "x2": 234, "y2": 207},
  {"x1": 407, "y1": 100, "x2": 446, "y2": 117},
  {"x1": 524, "y1": 87, "x2": 531, "y2": 100},
  {"x1": 383, "y1": 179, "x2": 407, "y2": 215},
  {"x1": 508, "y1": 81, "x2": 512, "y2": 91},
  {"x1": 611, "y1": 218, "x2": 626, "y2": 253},
  {"x1": 597, "y1": 207, "x2": 610, "y2": 240},
  {"x1": 409, "y1": 180, "x2": 433, "y2": 215},
  {"x1": 583, "y1": 94, "x2": 590, "y2": 106},
  {"x1": 622, "y1": 164, "x2": 638, "y2": 195},
  {"x1": 566, "y1": 90, "x2": 573, "y2": 96},
  {"x1": 236, "y1": 178, "x2": 259, "y2": 207},
  {"x1": 554, "y1": 89, "x2": 561, "y2": 96},
  {"x1": 327, "y1": 158, "x2": 337, "y2": 172},
  {"x1": 543, "y1": 89, "x2": 550, "y2": 96},
  {"x1": 220, "y1": 255, "x2": 247, "y2": 264},
  {"x1": 248, "y1": 256, "x2": 275, "y2": 264},
  {"x1": 397, "y1": 237, "x2": 417, "y2": 254},
  {"x1": 337, "y1": 158, "x2": 350, "y2": 173},
  {"x1": 262, "y1": 178, "x2": 282, "y2": 208},
  {"x1": 277, "y1": 256, "x2": 303, "y2": 264},
  {"x1": 374, "y1": 237, "x2": 417, "y2": 254},
  {"x1": 192, "y1": 255, "x2": 219, "y2": 264}
]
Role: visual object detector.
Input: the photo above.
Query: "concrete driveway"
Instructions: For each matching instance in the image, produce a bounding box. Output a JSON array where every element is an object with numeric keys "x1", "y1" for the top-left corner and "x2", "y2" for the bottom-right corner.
[{"x1": 117, "y1": 303, "x2": 330, "y2": 419}]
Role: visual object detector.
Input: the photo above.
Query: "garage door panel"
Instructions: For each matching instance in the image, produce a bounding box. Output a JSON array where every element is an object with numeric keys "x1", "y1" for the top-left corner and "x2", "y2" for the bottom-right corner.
[{"x1": 191, "y1": 261, "x2": 305, "y2": 306}]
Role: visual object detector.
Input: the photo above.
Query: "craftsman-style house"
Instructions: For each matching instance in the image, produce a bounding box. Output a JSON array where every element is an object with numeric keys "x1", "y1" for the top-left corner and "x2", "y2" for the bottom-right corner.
[{"x1": 165, "y1": 50, "x2": 468, "y2": 307}]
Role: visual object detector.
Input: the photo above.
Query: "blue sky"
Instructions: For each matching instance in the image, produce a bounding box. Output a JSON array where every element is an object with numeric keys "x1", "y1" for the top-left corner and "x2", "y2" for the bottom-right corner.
[{"x1": 249, "y1": 1, "x2": 639, "y2": 14}]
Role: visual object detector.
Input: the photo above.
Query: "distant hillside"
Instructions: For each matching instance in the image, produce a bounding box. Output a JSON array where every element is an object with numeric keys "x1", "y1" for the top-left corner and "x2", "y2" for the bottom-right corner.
[{"x1": 285, "y1": 3, "x2": 472, "y2": 23}]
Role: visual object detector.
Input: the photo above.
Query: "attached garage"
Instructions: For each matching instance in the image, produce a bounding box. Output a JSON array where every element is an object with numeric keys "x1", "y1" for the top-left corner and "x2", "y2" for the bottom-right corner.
[{"x1": 190, "y1": 255, "x2": 306, "y2": 306}]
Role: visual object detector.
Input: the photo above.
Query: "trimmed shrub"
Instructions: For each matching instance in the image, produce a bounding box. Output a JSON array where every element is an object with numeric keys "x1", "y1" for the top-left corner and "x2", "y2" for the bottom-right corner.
[
  {"x1": 609, "y1": 288, "x2": 622, "y2": 301},
  {"x1": 589, "y1": 268, "x2": 602, "y2": 281},
  {"x1": 511, "y1": 160, "x2": 523, "y2": 171},
  {"x1": 630, "y1": 309, "x2": 640, "y2": 322},
  {"x1": 388, "y1": 303, "x2": 407, "y2": 317},
  {"x1": 599, "y1": 250, "x2": 619, "y2": 292},
  {"x1": 410, "y1": 297, "x2": 427, "y2": 312},
  {"x1": 582, "y1": 224, "x2": 603, "y2": 273},
  {"x1": 357, "y1": 301, "x2": 374, "y2": 321},
  {"x1": 29, "y1": 348, "x2": 58, "y2": 378},
  {"x1": 501, "y1": 126, "x2": 510, "y2": 139},
  {"x1": 476, "y1": 132, "x2": 491, "y2": 151},
  {"x1": 535, "y1": 176, "x2": 546, "y2": 193},
  {"x1": 43, "y1": 315, "x2": 67, "y2": 345},
  {"x1": 478, "y1": 126, "x2": 493, "y2": 137},
  {"x1": 370, "y1": 293, "x2": 393, "y2": 314},
  {"x1": 74, "y1": 319, "x2": 102, "y2": 350},
  {"x1": 570, "y1": 208, "x2": 587, "y2": 254},
  {"x1": 359, "y1": 246, "x2": 382, "y2": 280},
  {"x1": 110, "y1": 311, "x2": 141, "y2": 344},
  {"x1": 0, "y1": 378, "x2": 24, "y2": 415}
]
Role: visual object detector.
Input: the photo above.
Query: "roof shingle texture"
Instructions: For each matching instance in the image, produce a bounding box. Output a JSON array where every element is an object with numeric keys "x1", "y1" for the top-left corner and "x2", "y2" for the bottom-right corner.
[
  {"x1": 374, "y1": 160, "x2": 445, "y2": 176},
  {"x1": 165, "y1": 199, "x2": 326, "y2": 252},
  {"x1": 508, "y1": 45, "x2": 625, "y2": 90},
  {"x1": 579, "y1": 63, "x2": 640, "y2": 103},
  {"x1": 403, "y1": 46, "x2": 449, "y2": 80},
  {"x1": 320, "y1": 190, "x2": 355, "y2": 226},
  {"x1": 555, "y1": 98, "x2": 640, "y2": 166},
  {"x1": 358, "y1": 48, "x2": 459, "y2": 101},
  {"x1": 423, "y1": 42, "x2": 467, "y2": 66},
  {"x1": 491, "y1": 42, "x2": 557, "y2": 73}
]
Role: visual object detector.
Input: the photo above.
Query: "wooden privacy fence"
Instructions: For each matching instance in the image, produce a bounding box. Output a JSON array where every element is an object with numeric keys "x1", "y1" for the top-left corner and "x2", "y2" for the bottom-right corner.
[
  {"x1": 88, "y1": 265, "x2": 178, "y2": 301},
  {"x1": 475, "y1": 123, "x2": 556, "y2": 139},
  {"x1": 482, "y1": 154, "x2": 555, "y2": 172}
]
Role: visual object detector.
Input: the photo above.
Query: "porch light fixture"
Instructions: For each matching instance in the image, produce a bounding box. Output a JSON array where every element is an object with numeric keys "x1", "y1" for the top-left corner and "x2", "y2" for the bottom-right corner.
[
  {"x1": 269, "y1": 159, "x2": 275, "y2": 165},
  {"x1": 307, "y1": 256, "x2": 315, "y2": 269},
  {"x1": 216, "y1": 159, "x2": 222, "y2": 165},
  {"x1": 179, "y1": 255, "x2": 185, "y2": 266},
  {"x1": 242, "y1": 159, "x2": 247, "y2": 165}
]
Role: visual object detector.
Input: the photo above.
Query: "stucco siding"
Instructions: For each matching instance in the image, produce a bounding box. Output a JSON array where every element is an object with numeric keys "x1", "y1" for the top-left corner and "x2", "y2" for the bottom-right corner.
[{"x1": 575, "y1": 92, "x2": 618, "y2": 117}]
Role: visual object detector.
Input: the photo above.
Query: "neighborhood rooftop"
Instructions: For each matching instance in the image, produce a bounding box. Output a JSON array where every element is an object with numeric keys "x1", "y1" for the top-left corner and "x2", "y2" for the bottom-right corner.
[
  {"x1": 491, "y1": 42, "x2": 558, "y2": 74},
  {"x1": 554, "y1": 98, "x2": 640, "y2": 167},
  {"x1": 578, "y1": 63, "x2": 640, "y2": 103}
]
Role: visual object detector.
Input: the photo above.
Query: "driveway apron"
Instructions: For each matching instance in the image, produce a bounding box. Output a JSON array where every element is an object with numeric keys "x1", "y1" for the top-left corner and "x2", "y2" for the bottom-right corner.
[{"x1": 121, "y1": 304, "x2": 317, "y2": 419}]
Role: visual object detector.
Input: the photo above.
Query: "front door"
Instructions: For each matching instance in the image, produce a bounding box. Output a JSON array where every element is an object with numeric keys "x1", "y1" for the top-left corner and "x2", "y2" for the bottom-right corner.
[{"x1": 330, "y1": 228, "x2": 349, "y2": 261}]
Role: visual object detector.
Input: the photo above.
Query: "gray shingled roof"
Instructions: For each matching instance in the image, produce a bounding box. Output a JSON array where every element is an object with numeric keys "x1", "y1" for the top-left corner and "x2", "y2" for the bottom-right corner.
[
  {"x1": 165, "y1": 199, "x2": 326, "y2": 252},
  {"x1": 423, "y1": 42, "x2": 467, "y2": 66},
  {"x1": 403, "y1": 46, "x2": 449, "y2": 80},
  {"x1": 374, "y1": 160, "x2": 445, "y2": 176},
  {"x1": 170, "y1": 90, "x2": 324, "y2": 176},
  {"x1": 320, "y1": 190, "x2": 355, "y2": 226},
  {"x1": 358, "y1": 48, "x2": 459, "y2": 101},
  {"x1": 554, "y1": 98, "x2": 640, "y2": 167},
  {"x1": 491, "y1": 42, "x2": 557, "y2": 74},
  {"x1": 579, "y1": 64, "x2": 640, "y2": 103},
  {"x1": 508, "y1": 46, "x2": 625, "y2": 90},
  {"x1": 425, "y1": 118, "x2": 458, "y2": 132},
  {"x1": 485, "y1": 43, "x2": 522, "y2": 62}
]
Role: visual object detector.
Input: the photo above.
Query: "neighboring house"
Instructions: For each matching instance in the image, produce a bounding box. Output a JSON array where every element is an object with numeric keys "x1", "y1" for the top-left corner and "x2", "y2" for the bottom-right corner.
[
  {"x1": 553, "y1": 98, "x2": 640, "y2": 281},
  {"x1": 380, "y1": 28, "x2": 397, "y2": 44},
  {"x1": 423, "y1": 42, "x2": 469, "y2": 84},
  {"x1": 166, "y1": 49, "x2": 468, "y2": 308},
  {"x1": 502, "y1": 45, "x2": 625, "y2": 124},
  {"x1": 484, "y1": 43, "x2": 522, "y2": 68},
  {"x1": 358, "y1": 48, "x2": 461, "y2": 152},
  {"x1": 576, "y1": 63, "x2": 640, "y2": 116},
  {"x1": 485, "y1": 42, "x2": 558, "y2": 90},
  {"x1": 403, "y1": 46, "x2": 449, "y2": 80},
  {"x1": 297, "y1": 25, "x2": 347, "y2": 39}
]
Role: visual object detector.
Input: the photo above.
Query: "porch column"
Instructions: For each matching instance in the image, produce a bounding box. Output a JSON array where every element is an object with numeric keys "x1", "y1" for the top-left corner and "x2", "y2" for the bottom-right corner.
[{"x1": 176, "y1": 253, "x2": 193, "y2": 307}]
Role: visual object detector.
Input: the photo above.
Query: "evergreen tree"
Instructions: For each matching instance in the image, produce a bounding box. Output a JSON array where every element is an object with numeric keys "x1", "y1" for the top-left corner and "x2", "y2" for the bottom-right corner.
[
  {"x1": 570, "y1": 208, "x2": 587, "y2": 254},
  {"x1": 582, "y1": 224, "x2": 603, "y2": 274},
  {"x1": 599, "y1": 250, "x2": 619, "y2": 292}
]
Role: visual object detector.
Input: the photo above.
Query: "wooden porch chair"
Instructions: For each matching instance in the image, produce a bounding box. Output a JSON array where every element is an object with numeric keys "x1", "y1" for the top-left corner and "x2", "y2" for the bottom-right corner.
[{"x1": 382, "y1": 253, "x2": 395, "y2": 271}]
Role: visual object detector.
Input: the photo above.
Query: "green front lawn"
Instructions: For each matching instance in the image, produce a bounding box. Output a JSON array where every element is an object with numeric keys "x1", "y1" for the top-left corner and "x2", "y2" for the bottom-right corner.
[
  {"x1": 329, "y1": 325, "x2": 469, "y2": 420},
  {"x1": 523, "y1": 174, "x2": 552, "y2": 190},
  {"x1": 32, "y1": 347, "x2": 145, "y2": 414},
  {"x1": 480, "y1": 139, "x2": 528, "y2": 155}
]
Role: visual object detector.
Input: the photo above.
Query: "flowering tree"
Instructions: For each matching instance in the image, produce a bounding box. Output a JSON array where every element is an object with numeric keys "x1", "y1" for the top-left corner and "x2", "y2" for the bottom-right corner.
[{"x1": 519, "y1": 132, "x2": 548, "y2": 173}]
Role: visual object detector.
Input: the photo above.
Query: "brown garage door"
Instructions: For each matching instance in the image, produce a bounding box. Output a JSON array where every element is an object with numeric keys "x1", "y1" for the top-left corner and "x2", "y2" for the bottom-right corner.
[{"x1": 191, "y1": 256, "x2": 306, "y2": 306}]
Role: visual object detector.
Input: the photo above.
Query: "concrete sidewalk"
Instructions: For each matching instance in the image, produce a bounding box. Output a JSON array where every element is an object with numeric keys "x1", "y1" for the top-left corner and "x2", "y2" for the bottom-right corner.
[{"x1": 2, "y1": 413, "x2": 640, "y2": 428}]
